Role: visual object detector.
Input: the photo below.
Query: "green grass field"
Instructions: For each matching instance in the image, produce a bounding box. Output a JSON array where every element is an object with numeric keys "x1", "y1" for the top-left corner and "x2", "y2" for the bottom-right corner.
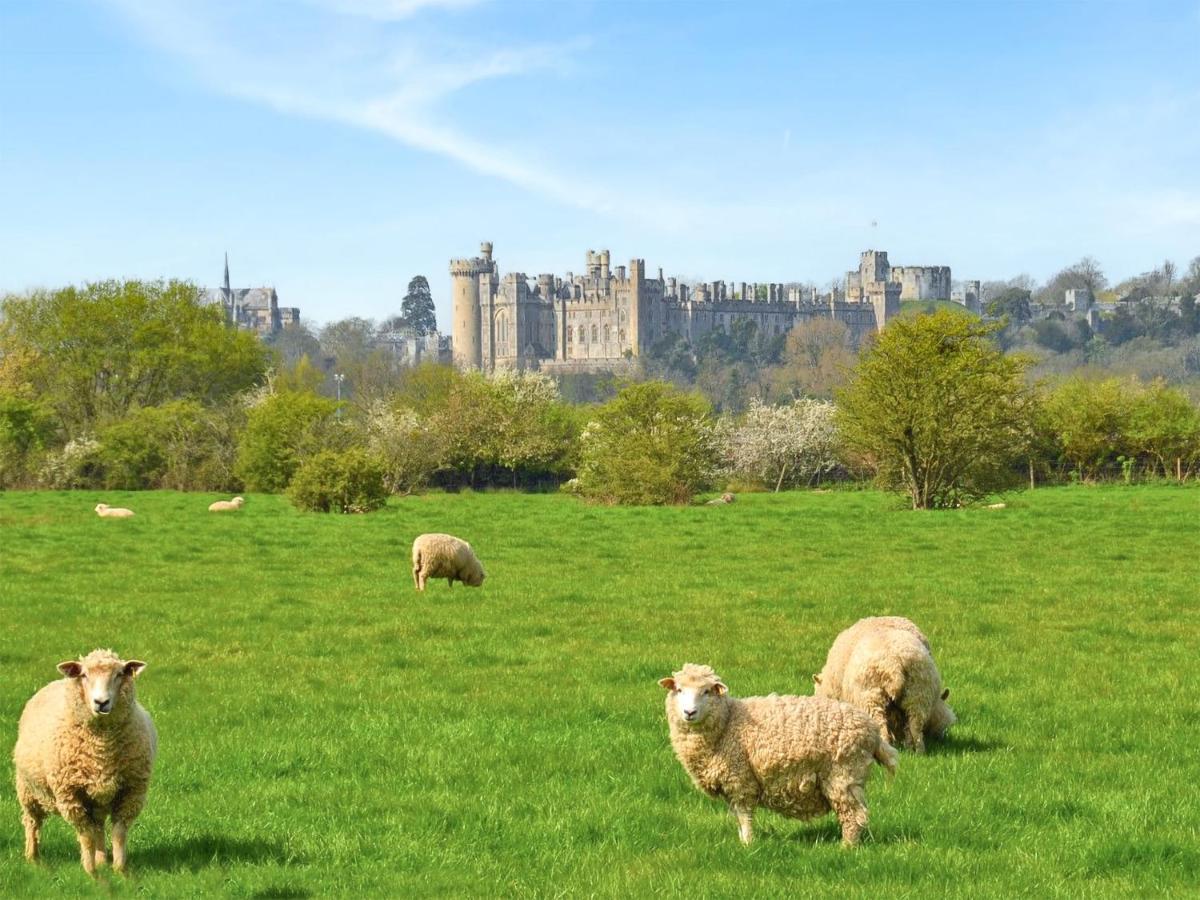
[{"x1": 1, "y1": 486, "x2": 1198, "y2": 897}]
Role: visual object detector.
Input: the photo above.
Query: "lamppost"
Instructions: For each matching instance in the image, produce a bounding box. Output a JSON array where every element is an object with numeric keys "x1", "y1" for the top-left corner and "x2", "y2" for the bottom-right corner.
[{"x1": 333, "y1": 373, "x2": 345, "y2": 407}]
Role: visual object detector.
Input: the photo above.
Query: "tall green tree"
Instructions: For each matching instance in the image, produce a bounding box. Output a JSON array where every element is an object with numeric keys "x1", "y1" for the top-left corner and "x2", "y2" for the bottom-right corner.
[
  {"x1": 837, "y1": 311, "x2": 1035, "y2": 509},
  {"x1": 401, "y1": 276, "x2": 437, "y2": 336},
  {"x1": 0, "y1": 280, "x2": 268, "y2": 434}
]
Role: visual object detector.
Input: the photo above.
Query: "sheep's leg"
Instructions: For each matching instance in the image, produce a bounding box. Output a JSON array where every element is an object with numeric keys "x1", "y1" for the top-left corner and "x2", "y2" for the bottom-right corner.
[
  {"x1": 20, "y1": 804, "x2": 44, "y2": 861},
  {"x1": 732, "y1": 803, "x2": 754, "y2": 845},
  {"x1": 904, "y1": 708, "x2": 927, "y2": 754},
  {"x1": 17, "y1": 778, "x2": 46, "y2": 861},
  {"x1": 111, "y1": 821, "x2": 130, "y2": 873},
  {"x1": 827, "y1": 780, "x2": 869, "y2": 847},
  {"x1": 860, "y1": 688, "x2": 893, "y2": 744},
  {"x1": 92, "y1": 805, "x2": 110, "y2": 868},
  {"x1": 57, "y1": 794, "x2": 99, "y2": 875},
  {"x1": 110, "y1": 788, "x2": 147, "y2": 873},
  {"x1": 412, "y1": 564, "x2": 420, "y2": 590}
]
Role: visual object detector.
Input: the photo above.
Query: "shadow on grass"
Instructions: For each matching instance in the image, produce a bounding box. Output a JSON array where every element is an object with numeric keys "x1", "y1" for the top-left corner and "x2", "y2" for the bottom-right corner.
[
  {"x1": 777, "y1": 821, "x2": 922, "y2": 846},
  {"x1": 134, "y1": 834, "x2": 299, "y2": 873},
  {"x1": 925, "y1": 735, "x2": 1008, "y2": 756}
]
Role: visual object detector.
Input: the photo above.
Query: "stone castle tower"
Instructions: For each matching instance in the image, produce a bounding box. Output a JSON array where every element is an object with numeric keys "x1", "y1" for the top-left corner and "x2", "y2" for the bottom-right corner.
[{"x1": 449, "y1": 241, "x2": 495, "y2": 369}]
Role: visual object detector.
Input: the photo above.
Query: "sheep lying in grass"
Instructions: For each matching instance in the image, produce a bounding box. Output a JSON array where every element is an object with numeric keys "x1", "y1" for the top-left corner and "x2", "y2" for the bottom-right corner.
[
  {"x1": 705, "y1": 492, "x2": 736, "y2": 505},
  {"x1": 813, "y1": 617, "x2": 956, "y2": 753},
  {"x1": 208, "y1": 496, "x2": 245, "y2": 512},
  {"x1": 13, "y1": 649, "x2": 157, "y2": 875},
  {"x1": 659, "y1": 663, "x2": 897, "y2": 846},
  {"x1": 411, "y1": 533, "x2": 485, "y2": 591},
  {"x1": 94, "y1": 503, "x2": 134, "y2": 519}
]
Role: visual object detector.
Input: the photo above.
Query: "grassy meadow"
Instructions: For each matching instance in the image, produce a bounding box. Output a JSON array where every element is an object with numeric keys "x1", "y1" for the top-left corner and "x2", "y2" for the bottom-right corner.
[{"x1": 1, "y1": 486, "x2": 1198, "y2": 897}]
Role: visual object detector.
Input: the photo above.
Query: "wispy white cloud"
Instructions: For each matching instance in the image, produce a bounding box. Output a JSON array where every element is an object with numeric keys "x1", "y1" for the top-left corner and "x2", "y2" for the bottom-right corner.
[
  {"x1": 100, "y1": 0, "x2": 617, "y2": 214},
  {"x1": 305, "y1": 0, "x2": 483, "y2": 21}
]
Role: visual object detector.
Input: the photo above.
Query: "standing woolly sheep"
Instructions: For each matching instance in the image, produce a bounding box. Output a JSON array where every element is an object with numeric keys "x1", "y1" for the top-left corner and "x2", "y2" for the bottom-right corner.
[
  {"x1": 411, "y1": 533, "x2": 485, "y2": 591},
  {"x1": 94, "y1": 503, "x2": 134, "y2": 519},
  {"x1": 813, "y1": 617, "x2": 956, "y2": 753},
  {"x1": 208, "y1": 496, "x2": 245, "y2": 512},
  {"x1": 13, "y1": 649, "x2": 157, "y2": 875},
  {"x1": 659, "y1": 663, "x2": 897, "y2": 846}
]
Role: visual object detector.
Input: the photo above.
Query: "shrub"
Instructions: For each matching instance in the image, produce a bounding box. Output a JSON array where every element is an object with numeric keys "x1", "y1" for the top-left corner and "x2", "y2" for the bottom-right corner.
[
  {"x1": 837, "y1": 311, "x2": 1035, "y2": 509},
  {"x1": 0, "y1": 393, "x2": 56, "y2": 488},
  {"x1": 236, "y1": 391, "x2": 341, "y2": 492},
  {"x1": 721, "y1": 398, "x2": 841, "y2": 491},
  {"x1": 95, "y1": 400, "x2": 244, "y2": 491},
  {"x1": 576, "y1": 381, "x2": 719, "y2": 505},
  {"x1": 288, "y1": 448, "x2": 388, "y2": 513},
  {"x1": 1040, "y1": 377, "x2": 1135, "y2": 481},
  {"x1": 1127, "y1": 379, "x2": 1200, "y2": 480},
  {"x1": 38, "y1": 434, "x2": 103, "y2": 489},
  {"x1": 428, "y1": 370, "x2": 580, "y2": 488},
  {"x1": 363, "y1": 401, "x2": 441, "y2": 494}
]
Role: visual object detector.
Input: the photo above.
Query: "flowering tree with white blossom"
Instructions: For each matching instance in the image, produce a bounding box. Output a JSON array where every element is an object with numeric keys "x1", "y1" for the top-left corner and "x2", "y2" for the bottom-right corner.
[{"x1": 722, "y1": 398, "x2": 841, "y2": 491}]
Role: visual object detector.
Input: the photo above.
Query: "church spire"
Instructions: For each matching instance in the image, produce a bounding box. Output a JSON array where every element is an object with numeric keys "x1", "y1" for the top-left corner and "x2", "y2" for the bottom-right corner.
[{"x1": 223, "y1": 252, "x2": 231, "y2": 294}]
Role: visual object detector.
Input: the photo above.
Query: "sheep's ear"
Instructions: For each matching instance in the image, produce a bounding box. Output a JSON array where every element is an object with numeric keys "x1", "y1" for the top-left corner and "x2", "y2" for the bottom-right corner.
[
  {"x1": 58, "y1": 661, "x2": 83, "y2": 678},
  {"x1": 657, "y1": 677, "x2": 676, "y2": 691},
  {"x1": 941, "y1": 688, "x2": 950, "y2": 701},
  {"x1": 712, "y1": 681, "x2": 728, "y2": 696},
  {"x1": 123, "y1": 660, "x2": 147, "y2": 678},
  {"x1": 812, "y1": 673, "x2": 821, "y2": 685}
]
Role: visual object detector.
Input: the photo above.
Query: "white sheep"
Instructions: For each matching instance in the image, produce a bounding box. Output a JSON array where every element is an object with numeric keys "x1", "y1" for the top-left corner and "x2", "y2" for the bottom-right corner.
[
  {"x1": 705, "y1": 492, "x2": 736, "y2": 505},
  {"x1": 13, "y1": 649, "x2": 157, "y2": 875},
  {"x1": 94, "y1": 503, "x2": 134, "y2": 519},
  {"x1": 659, "y1": 663, "x2": 897, "y2": 846},
  {"x1": 208, "y1": 496, "x2": 245, "y2": 512},
  {"x1": 813, "y1": 617, "x2": 956, "y2": 753},
  {"x1": 411, "y1": 533, "x2": 486, "y2": 591}
]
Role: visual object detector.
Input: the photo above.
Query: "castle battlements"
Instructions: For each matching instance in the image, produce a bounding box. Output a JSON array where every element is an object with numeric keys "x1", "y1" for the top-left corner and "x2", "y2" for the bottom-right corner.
[{"x1": 449, "y1": 243, "x2": 911, "y2": 373}]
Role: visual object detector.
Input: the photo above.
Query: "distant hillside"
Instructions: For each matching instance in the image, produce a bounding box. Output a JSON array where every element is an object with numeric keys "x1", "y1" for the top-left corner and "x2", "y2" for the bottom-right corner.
[{"x1": 899, "y1": 299, "x2": 976, "y2": 318}]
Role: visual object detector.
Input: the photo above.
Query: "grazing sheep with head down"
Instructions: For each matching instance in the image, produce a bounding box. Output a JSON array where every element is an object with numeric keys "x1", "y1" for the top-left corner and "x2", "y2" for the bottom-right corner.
[
  {"x1": 659, "y1": 663, "x2": 897, "y2": 846},
  {"x1": 13, "y1": 649, "x2": 157, "y2": 875},
  {"x1": 94, "y1": 503, "x2": 134, "y2": 519},
  {"x1": 208, "y1": 496, "x2": 245, "y2": 512},
  {"x1": 813, "y1": 616, "x2": 956, "y2": 753},
  {"x1": 411, "y1": 533, "x2": 485, "y2": 591}
]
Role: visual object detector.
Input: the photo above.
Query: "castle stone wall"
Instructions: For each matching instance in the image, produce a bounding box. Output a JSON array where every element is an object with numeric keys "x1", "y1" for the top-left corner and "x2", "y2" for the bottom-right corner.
[{"x1": 451, "y1": 244, "x2": 908, "y2": 373}]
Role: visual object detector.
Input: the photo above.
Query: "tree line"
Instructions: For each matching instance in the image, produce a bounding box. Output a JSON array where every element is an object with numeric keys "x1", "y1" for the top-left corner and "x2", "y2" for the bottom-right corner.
[{"x1": 2, "y1": 281, "x2": 1199, "y2": 509}]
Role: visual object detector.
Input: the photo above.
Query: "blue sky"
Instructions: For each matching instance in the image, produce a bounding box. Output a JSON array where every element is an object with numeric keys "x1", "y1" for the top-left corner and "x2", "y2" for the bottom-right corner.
[{"x1": 2, "y1": 0, "x2": 1198, "y2": 327}]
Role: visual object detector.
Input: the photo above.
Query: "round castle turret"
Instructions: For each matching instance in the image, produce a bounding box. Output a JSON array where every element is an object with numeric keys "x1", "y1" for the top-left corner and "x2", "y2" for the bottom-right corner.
[{"x1": 449, "y1": 241, "x2": 495, "y2": 370}]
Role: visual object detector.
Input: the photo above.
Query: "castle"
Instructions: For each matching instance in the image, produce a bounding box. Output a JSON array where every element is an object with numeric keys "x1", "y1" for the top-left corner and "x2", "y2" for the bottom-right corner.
[
  {"x1": 206, "y1": 254, "x2": 300, "y2": 335},
  {"x1": 449, "y1": 244, "x2": 948, "y2": 372}
]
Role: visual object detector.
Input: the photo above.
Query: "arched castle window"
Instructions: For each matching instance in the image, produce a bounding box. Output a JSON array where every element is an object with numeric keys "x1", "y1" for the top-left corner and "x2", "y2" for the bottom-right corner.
[
  {"x1": 619, "y1": 329, "x2": 626, "y2": 342},
  {"x1": 604, "y1": 324, "x2": 611, "y2": 342},
  {"x1": 567, "y1": 325, "x2": 573, "y2": 343},
  {"x1": 498, "y1": 313, "x2": 508, "y2": 346},
  {"x1": 591, "y1": 324, "x2": 598, "y2": 342},
  {"x1": 579, "y1": 325, "x2": 586, "y2": 343}
]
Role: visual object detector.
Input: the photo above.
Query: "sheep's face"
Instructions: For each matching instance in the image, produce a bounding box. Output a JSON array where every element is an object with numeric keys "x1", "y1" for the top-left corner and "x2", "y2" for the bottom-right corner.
[
  {"x1": 464, "y1": 563, "x2": 485, "y2": 587},
  {"x1": 232, "y1": 497, "x2": 245, "y2": 508},
  {"x1": 659, "y1": 663, "x2": 728, "y2": 727},
  {"x1": 58, "y1": 649, "x2": 146, "y2": 718},
  {"x1": 94, "y1": 504, "x2": 107, "y2": 514},
  {"x1": 928, "y1": 689, "x2": 957, "y2": 739},
  {"x1": 811, "y1": 671, "x2": 832, "y2": 698}
]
